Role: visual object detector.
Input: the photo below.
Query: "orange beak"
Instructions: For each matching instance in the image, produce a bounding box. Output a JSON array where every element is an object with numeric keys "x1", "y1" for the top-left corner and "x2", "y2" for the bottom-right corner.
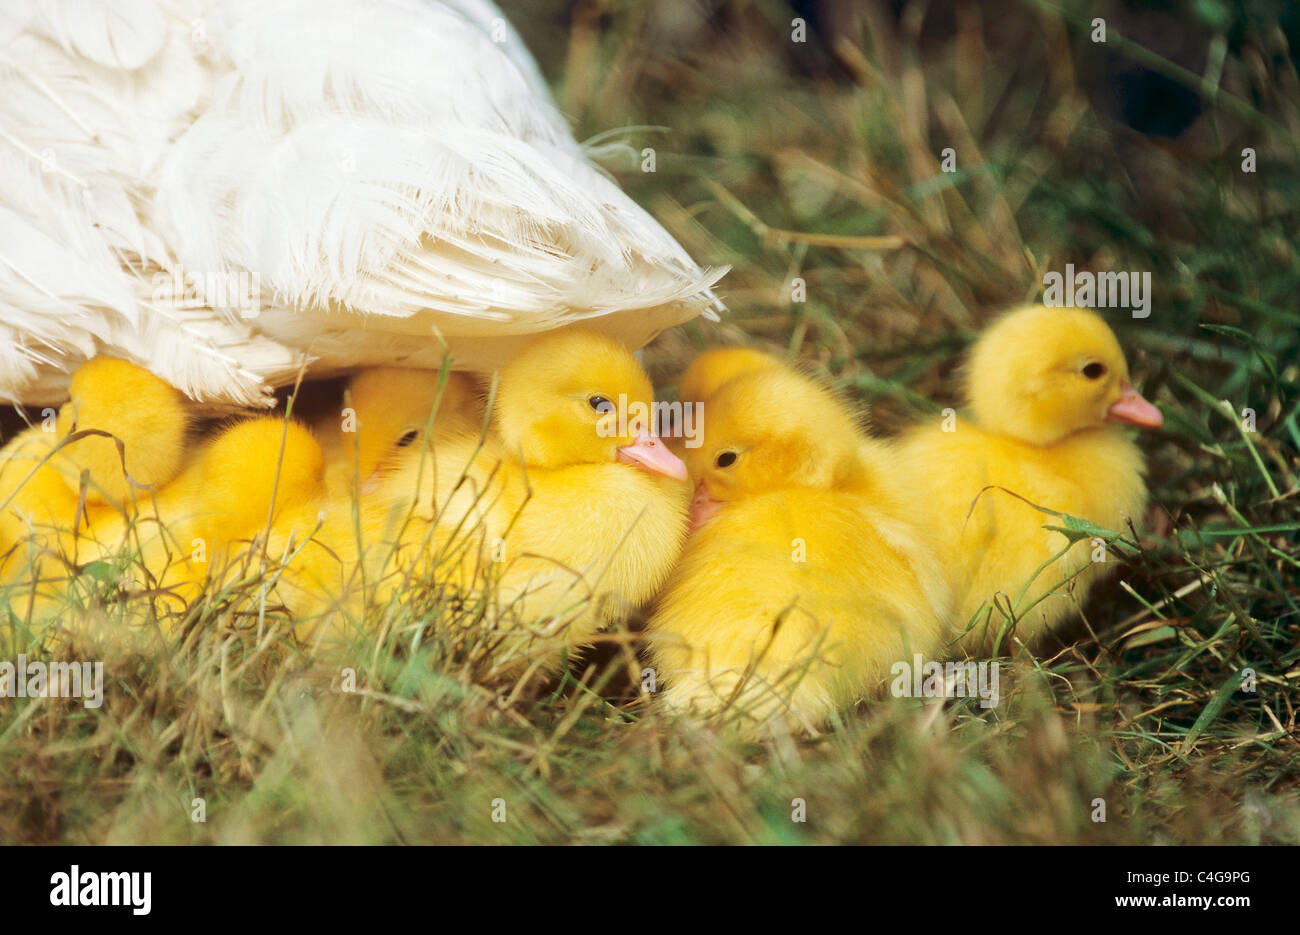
[
  {"x1": 617, "y1": 431, "x2": 688, "y2": 481},
  {"x1": 1106, "y1": 381, "x2": 1163, "y2": 428}
]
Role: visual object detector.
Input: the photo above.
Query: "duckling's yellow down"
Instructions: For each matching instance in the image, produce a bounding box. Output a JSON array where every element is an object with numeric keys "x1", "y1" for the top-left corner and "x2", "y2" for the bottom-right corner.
[
  {"x1": 676, "y1": 346, "x2": 783, "y2": 406},
  {"x1": 895, "y1": 304, "x2": 1162, "y2": 655},
  {"x1": 274, "y1": 331, "x2": 691, "y2": 673},
  {"x1": 0, "y1": 359, "x2": 330, "y2": 628},
  {"x1": 647, "y1": 354, "x2": 949, "y2": 732},
  {"x1": 0, "y1": 358, "x2": 190, "y2": 590},
  {"x1": 314, "y1": 367, "x2": 483, "y2": 499}
]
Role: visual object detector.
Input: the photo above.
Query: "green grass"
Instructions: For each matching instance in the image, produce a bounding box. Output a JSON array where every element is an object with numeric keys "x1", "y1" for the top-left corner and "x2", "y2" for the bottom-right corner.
[{"x1": 1, "y1": 0, "x2": 1297, "y2": 844}]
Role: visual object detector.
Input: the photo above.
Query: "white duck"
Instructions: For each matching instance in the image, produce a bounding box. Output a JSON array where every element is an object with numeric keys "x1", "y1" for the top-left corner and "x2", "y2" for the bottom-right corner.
[{"x1": 0, "y1": 0, "x2": 723, "y2": 408}]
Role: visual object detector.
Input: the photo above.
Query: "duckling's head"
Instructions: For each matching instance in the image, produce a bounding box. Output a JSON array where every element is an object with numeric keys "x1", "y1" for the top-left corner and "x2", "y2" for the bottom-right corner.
[
  {"x1": 686, "y1": 366, "x2": 866, "y2": 526},
  {"x1": 965, "y1": 305, "x2": 1163, "y2": 446},
  {"x1": 200, "y1": 417, "x2": 326, "y2": 518},
  {"x1": 677, "y1": 346, "x2": 783, "y2": 406},
  {"x1": 56, "y1": 357, "x2": 189, "y2": 506},
  {"x1": 494, "y1": 330, "x2": 686, "y2": 479},
  {"x1": 343, "y1": 367, "x2": 477, "y2": 489}
]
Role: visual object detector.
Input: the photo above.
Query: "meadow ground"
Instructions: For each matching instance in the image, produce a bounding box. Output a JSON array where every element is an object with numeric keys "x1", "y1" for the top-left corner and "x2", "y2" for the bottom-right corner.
[{"x1": 1, "y1": 0, "x2": 1297, "y2": 844}]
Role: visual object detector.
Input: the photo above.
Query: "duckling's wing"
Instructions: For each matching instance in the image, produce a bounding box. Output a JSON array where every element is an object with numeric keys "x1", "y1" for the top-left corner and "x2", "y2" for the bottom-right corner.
[{"x1": 0, "y1": 0, "x2": 723, "y2": 409}]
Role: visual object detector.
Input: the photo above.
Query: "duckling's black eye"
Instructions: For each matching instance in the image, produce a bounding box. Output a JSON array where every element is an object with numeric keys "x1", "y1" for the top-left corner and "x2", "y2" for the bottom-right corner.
[
  {"x1": 1082, "y1": 362, "x2": 1107, "y2": 380},
  {"x1": 588, "y1": 395, "x2": 613, "y2": 413},
  {"x1": 396, "y1": 429, "x2": 419, "y2": 448},
  {"x1": 715, "y1": 451, "x2": 737, "y2": 468}
]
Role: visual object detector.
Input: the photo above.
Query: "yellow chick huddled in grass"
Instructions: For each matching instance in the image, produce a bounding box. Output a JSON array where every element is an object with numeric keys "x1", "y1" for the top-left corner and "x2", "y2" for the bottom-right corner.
[
  {"x1": 54, "y1": 357, "x2": 191, "y2": 511},
  {"x1": 33, "y1": 364, "x2": 480, "y2": 639},
  {"x1": 0, "y1": 357, "x2": 190, "y2": 588},
  {"x1": 198, "y1": 365, "x2": 484, "y2": 610},
  {"x1": 895, "y1": 304, "x2": 1163, "y2": 655},
  {"x1": 43, "y1": 414, "x2": 328, "y2": 624},
  {"x1": 314, "y1": 366, "x2": 484, "y2": 499},
  {"x1": 275, "y1": 330, "x2": 692, "y2": 675},
  {"x1": 159, "y1": 417, "x2": 328, "y2": 604},
  {"x1": 0, "y1": 357, "x2": 331, "y2": 631},
  {"x1": 645, "y1": 352, "x2": 950, "y2": 733},
  {"x1": 675, "y1": 346, "x2": 784, "y2": 407}
]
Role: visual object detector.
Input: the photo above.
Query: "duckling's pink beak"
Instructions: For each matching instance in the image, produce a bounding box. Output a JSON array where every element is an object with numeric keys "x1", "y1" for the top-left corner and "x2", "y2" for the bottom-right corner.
[
  {"x1": 688, "y1": 482, "x2": 722, "y2": 531},
  {"x1": 617, "y1": 431, "x2": 688, "y2": 481},
  {"x1": 1106, "y1": 381, "x2": 1164, "y2": 428}
]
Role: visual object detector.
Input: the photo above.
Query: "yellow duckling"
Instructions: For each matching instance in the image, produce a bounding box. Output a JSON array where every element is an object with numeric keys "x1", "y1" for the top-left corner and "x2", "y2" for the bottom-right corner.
[
  {"x1": 646, "y1": 357, "x2": 949, "y2": 732},
  {"x1": 182, "y1": 417, "x2": 328, "y2": 575},
  {"x1": 0, "y1": 358, "x2": 189, "y2": 581},
  {"x1": 668, "y1": 344, "x2": 785, "y2": 462},
  {"x1": 283, "y1": 330, "x2": 691, "y2": 672},
  {"x1": 895, "y1": 304, "x2": 1163, "y2": 655},
  {"x1": 55, "y1": 357, "x2": 190, "y2": 510},
  {"x1": 37, "y1": 410, "x2": 329, "y2": 621},
  {"x1": 0, "y1": 425, "x2": 74, "y2": 574},
  {"x1": 129, "y1": 367, "x2": 478, "y2": 612},
  {"x1": 676, "y1": 346, "x2": 783, "y2": 406},
  {"x1": 125, "y1": 415, "x2": 329, "y2": 621},
  {"x1": 315, "y1": 367, "x2": 483, "y2": 498}
]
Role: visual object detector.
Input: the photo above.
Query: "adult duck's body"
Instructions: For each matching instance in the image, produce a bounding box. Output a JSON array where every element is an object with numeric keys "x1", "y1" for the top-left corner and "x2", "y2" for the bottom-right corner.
[{"x1": 0, "y1": 0, "x2": 723, "y2": 408}]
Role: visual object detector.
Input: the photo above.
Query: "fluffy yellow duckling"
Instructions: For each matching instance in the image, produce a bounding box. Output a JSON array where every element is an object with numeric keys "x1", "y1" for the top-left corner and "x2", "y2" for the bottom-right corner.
[
  {"x1": 895, "y1": 304, "x2": 1163, "y2": 655},
  {"x1": 646, "y1": 359, "x2": 949, "y2": 732},
  {"x1": 42, "y1": 412, "x2": 330, "y2": 619},
  {"x1": 55, "y1": 357, "x2": 190, "y2": 510},
  {"x1": 673, "y1": 346, "x2": 797, "y2": 530},
  {"x1": 283, "y1": 330, "x2": 691, "y2": 671},
  {"x1": 135, "y1": 416, "x2": 329, "y2": 617},
  {"x1": 0, "y1": 427, "x2": 80, "y2": 583},
  {"x1": 0, "y1": 358, "x2": 189, "y2": 581},
  {"x1": 675, "y1": 346, "x2": 783, "y2": 407},
  {"x1": 315, "y1": 367, "x2": 483, "y2": 498},
  {"x1": 181, "y1": 417, "x2": 327, "y2": 573}
]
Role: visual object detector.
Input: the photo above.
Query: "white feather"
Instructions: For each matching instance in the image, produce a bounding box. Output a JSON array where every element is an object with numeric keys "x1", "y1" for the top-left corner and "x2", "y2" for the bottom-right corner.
[
  {"x1": 0, "y1": 0, "x2": 724, "y2": 406},
  {"x1": 33, "y1": 0, "x2": 167, "y2": 71}
]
